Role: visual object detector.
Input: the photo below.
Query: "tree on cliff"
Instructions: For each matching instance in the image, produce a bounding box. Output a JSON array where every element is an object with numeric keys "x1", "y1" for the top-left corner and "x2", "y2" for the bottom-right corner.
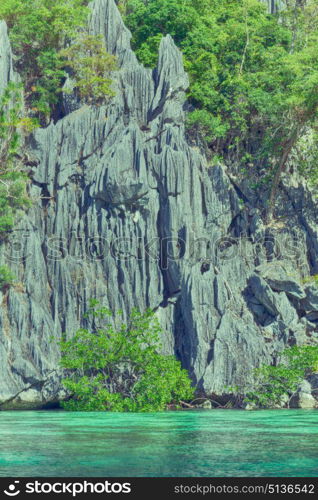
[
  {"x1": 0, "y1": 0, "x2": 89, "y2": 119},
  {"x1": 0, "y1": 1, "x2": 117, "y2": 239},
  {"x1": 61, "y1": 34, "x2": 117, "y2": 104},
  {"x1": 58, "y1": 301, "x2": 194, "y2": 411},
  {"x1": 125, "y1": 0, "x2": 318, "y2": 220},
  {"x1": 0, "y1": 83, "x2": 36, "y2": 235}
]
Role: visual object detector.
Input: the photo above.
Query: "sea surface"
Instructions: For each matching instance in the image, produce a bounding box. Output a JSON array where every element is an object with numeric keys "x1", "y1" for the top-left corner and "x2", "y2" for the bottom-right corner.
[{"x1": 0, "y1": 409, "x2": 316, "y2": 477}]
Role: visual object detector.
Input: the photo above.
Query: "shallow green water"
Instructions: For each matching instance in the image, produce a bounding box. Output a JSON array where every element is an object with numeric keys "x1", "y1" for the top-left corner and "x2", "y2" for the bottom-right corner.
[{"x1": 0, "y1": 410, "x2": 317, "y2": 477}]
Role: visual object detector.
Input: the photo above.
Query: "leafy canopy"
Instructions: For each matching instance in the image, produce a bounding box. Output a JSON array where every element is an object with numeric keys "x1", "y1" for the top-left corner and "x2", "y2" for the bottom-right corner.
[
  {"x1": 61, "y1": 34, "x2": 117, "y2": 103},
  {"x1": 0, "y1": 2, "x2": 116, "y2": 236},
  {"x1": 246, "y1": 345, "x2": 318, "y2": 408},
  {"x1": 125, "y1": 0, "x2": 318, "y2": 195},
  {"x1": 59, "y1": 302, "x2": 194, "y2": 411},
  {"x1": 0, "y1": 265, "x2": 15, "y2": 291},
  {"x1": 0, "y1": 0, "x2": 90, "y2": 118},
  {"x1": 0, "y1": 83, "x2": 36, "y2": 236}
]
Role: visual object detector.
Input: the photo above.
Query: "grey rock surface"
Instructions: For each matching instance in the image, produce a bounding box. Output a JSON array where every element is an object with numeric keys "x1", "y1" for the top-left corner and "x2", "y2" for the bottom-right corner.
[
  {"x1": 0, "y1": 21, "x2": 18, "y2": 93},
  {"x1": 307, "y1": 374, "x2": 318, "y2": 402},
  {"x1": 0, "y1": 0, "x2": 317, "y2": 408},
  {"x1": 289, "y1": 392, "x2": 316, "y2": 409},
  {"x1": 260, "y1": 0, "x2": 285, "y2": 13},
  {"x1": 290, "y1": 380, "x2": 317, "y2": 409}
]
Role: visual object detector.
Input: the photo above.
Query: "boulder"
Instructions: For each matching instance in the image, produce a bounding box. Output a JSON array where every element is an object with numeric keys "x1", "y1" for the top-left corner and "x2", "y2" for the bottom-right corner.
[
  {"x1": 290, "y1": 392, "x2": 317, "y2": 409},
  {"x1": 255, "y1": 262, "x2": 305, "y2": 299},
  {"x1": 290, "y1": 380, "x2": 317, "y2": 409},
  {"x1": 248, "y1": 274, "x2": 299, "y2": 327},
  {"x1": 197, "y1": 400, "x2": 213, "y2": 409},
  {"x1": 307, "y1": 374, "x2": 318, "y2": 402},
  {"x1": 244, "y1": 402, "x2": 257, "y2": 411}
]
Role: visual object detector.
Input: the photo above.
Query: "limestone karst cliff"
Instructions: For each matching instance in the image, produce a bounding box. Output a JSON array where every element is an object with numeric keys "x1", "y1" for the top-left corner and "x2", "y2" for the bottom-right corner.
[{"x1": 0, "y1": 0, "x2": 317, "y2": 408}]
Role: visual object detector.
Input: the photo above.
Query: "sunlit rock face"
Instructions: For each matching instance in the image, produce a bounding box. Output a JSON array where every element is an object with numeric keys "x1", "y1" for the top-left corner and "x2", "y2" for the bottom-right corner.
[
  {"x1": 260, "y1": 0, "x2": 284, "y2": 13},
  {"x1": 0, "y1": 0, "x2": 317, "y2": 408},
  {"x1": 0, "y1": 21, "x2": 19, "y2": 91}
]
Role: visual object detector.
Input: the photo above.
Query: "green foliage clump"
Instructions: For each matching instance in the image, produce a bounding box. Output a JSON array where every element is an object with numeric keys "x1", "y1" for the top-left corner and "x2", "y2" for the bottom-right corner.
[
  {"x1": 246, "y1": 345, "x2": 318, "y2": 408},
  {"x1": 61, "y1": 34, "x2": 117, "y2": 103},
  {"x1": 125, "y1": 0, "x2": 318, "y2": 217},
  {"x1": 0, "y1": 265, "x2": 15, "y2": 291},
  {"x1": 125, "y1": 0, "x2": 295, "y2": 151},
  {"x1": 59, "y1": 301, "x2": 194, "y2": 411},
  {"x1": 0, "y1": 83, "x2": 36, "y2": 235},
  {"x1": 0, "y1": 0, "x2": 90, "y2": 119}
]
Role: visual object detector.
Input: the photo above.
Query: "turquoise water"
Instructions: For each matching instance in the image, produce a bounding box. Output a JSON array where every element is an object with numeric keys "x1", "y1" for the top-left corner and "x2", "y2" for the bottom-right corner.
[{"x1": 0, "y1": 410, "x2": 317, "y2": 477}]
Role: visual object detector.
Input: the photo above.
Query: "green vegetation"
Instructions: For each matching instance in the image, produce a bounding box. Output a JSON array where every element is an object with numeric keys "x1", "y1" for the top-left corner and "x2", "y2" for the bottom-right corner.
[
  {"x1": 302, "y1": 274, "x2": 318, "y2": 286},
  {"x1": 125, "y1": 0, "x2": 318, "y2": 218},
  {"x1": 0, "y1": 83, "x2": 36, "y2": 235},
  {"x1": 0, "y1": 265, "x2": 15, "y2": 291},
  {"x1": 61, "y1": 34, "x2": 117, "y2": 103},
  {"x1": 58, "y1": 301, "x2": 194, "y2": 411},
  {"x1": 0, "y1": 1, "x2": 116, "y2": 120},
  {"x1": 0, "y1": 0, "x2": 89, "y2": 119},
  {"x1": 246, "y1": 345, "x2": 318, "y2": 408},
  {"x1": 0, "y1": 1, "x2": 116, "y2": 237},
  {"x1": 0, "y1": 0, "x2": 316, "y2": 221}
]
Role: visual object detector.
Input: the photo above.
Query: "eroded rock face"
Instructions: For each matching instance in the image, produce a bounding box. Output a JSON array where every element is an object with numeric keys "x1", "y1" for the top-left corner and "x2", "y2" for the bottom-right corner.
[
  {"x1": 0, "y1": 0, "x2": 317, "y2": 408},
  {"x1": 0, "y1": 21, "x2": 17, "y2": 92}
]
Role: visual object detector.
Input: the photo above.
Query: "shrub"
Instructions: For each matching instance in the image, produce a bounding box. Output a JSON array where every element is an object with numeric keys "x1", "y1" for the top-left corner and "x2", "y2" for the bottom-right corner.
[
  {"x1": 0, "y1": 265, "x2": 15, "y2": 291},
  {"x1": 246, "y1": 345, "x2": 318, "y2": 408},
  {"x1": 0, "y1": 83, "x2": 35, "y2": 236},
  {"x1": 0, "y1": 0, "x2": 90, "y2": 119},
  {"x1": 0, "y1": 2, "x2": 118, "y2": 120},
  {"x1": 58, "y1": 301, "x2": 194, "y2": 411},
  {"x1": 61, "y1": 34, "x2": 117, "y2": 103},
  {"x1": 125, "y1": 0, "x2": 318, "y2": 218}
]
